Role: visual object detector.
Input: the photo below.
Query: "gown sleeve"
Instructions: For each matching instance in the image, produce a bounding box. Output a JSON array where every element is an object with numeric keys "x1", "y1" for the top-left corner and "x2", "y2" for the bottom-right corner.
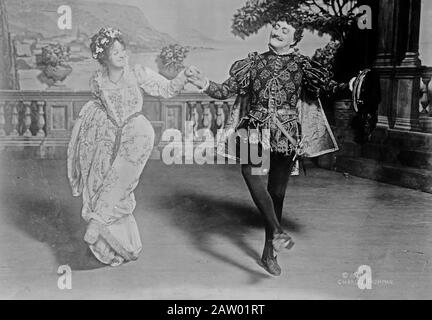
[
  {"x1": 133, "y1": 64, "x2": 187, "y2": 99},
  {"x1": 89, "y1": 71, "x2": 102, "y2": 99}
]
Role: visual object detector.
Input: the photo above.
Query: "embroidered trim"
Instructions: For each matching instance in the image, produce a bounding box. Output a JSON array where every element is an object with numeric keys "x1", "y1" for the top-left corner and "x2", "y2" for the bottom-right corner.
[{"x1": 103, "y1": 111, "x2": 144, "y2": 166}]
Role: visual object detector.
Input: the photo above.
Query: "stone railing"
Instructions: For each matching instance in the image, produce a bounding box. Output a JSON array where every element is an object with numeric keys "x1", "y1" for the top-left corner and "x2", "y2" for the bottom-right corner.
[
  {"x1": 419, "y1": 67, "x2": 432, "y2": 133},
  {"x1": 374, "y1": 64, "x2": 432, "y2": 133},
  {"x1": 0, "y1": 90, "x2": 235, "y2": 158}
]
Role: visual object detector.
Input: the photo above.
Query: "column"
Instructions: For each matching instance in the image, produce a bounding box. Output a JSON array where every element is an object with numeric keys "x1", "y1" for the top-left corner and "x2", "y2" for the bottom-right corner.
[
  {"x1": 374, "y1": 0, "x2": 423, "y2": 131},
  {"x1": 373, "y1": 0, "x2": 398, "y2": 128},
  {"x1": 393, "y1": 0, "x2": 422, "y2": 131},
  {"x1": 401, "y1": 0, "x2": 422, "y2": 67}
]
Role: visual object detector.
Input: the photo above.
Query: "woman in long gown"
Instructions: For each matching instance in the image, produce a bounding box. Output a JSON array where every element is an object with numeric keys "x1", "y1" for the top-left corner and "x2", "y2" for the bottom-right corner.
[{"x1": 67, "y1": 27, "x2": 188, "y2": 266}]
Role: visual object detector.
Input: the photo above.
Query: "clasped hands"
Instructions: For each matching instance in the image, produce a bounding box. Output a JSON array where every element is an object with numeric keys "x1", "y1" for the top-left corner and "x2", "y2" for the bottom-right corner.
[{"x1": 184, "y1": 66, "x2": 208, "y2": 90}]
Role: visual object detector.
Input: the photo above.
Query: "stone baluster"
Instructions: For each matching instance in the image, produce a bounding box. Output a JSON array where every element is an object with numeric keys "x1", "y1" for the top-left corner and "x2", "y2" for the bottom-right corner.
[
  {"x1": 223, "y1": 102, "x2": 230, "y2": 123},
  {"x1": 419, "y1": 77, "x2": 430, "y2": 114},
  {"x1": 36, "y1": 101, "x2": 46, "y2": 137},
  {"x1": 185, "y1": 102, "x2": 194, "y2": 141},
  {"x1": 194, "y1": 101, "x2": 202, "y2": 138},
  {"x1": 10, "y1": 102, "x2": 19, "y2": 136},
  {"x1": 428, "y1": 77, "x2": 432, "y2": 117},
  {"x1": 202, "y1": 102, "x2": 213, "y2": 130},
  {"x1": 187, "y1": 101, "x2": 200, "y2": 139},
  {"x1": 0, "y1": 101, "x2": 6, "y2": 136},
  {"x1": 22, "y1": 101, "x2": 33, "y2": 137},
  {"x1": 215, "y1": 102, "x2": 225, "y2": 130},
  {"x1": 419, "y1": 72, "x2": 432, "y2": 133}
]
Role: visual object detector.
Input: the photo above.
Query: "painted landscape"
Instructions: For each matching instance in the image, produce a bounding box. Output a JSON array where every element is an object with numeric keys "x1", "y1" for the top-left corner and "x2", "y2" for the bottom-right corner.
[{"x1": 7, "y1": 0, "x2": 432, "y2": 91}]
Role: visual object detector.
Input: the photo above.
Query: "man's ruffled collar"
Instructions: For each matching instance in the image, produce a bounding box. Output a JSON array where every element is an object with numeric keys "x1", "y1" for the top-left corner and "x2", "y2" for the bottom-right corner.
[{"x1": 268, "y1": 45, "x2": 296, "y2": 56}]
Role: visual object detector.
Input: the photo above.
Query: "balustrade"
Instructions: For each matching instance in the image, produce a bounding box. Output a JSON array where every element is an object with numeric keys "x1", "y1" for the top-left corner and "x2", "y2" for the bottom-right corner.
[
  {"x1": 419, "y1": 67, "x2": 432, "y2": 133},
  {"x1": 186, "y1": 99, "x2": 232, "y2": 140},
  {"x1": 0, "y1": 99, "x2": 46, "y2": 138},
  {"x1": 0, "y1": 90, "x2": 235, "y2": 157}
]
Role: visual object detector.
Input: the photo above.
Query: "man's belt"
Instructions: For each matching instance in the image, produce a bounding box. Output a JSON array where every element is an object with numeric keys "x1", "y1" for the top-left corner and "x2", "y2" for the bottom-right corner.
[
  {"x1": 248, "y1": 108, "x2": 303, "y2": 157},
  {"x1": 272, "y1": 114, "x2": 306, "y2": 175},
  {"x1": 250, "y1": 105, "x2": 297, "y2": 116},
  {"x1": 217, "y1": 110, "x2": 304, "y2": 161},
  {"x1": 273, "y1": 115, "x2": 297, "y2": 146},
  {"x1": 271, "y1": 113, "x2": 305, "y2": 159}
]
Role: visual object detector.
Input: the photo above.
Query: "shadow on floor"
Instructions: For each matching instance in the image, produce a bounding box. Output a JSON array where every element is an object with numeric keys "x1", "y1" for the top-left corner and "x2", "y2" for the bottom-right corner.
[
  {"x1": 1, "y1": 159, "x2": 302, "y2": 276},
  {"x1": 152, "y1": 190, "x2": 303, "y2": 283},
  {"x1": 2, "y1": 191, "x2": 107, "y2": 271}
]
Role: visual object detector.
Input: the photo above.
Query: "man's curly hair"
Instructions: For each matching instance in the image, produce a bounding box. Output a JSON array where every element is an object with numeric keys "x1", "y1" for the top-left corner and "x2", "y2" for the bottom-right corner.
[
  {"x1": 273, "y1": 16, "x2": 304, "y2": 47},
  {"x1": 90, "y1": 27, "x2": 126, "y2": 65}
]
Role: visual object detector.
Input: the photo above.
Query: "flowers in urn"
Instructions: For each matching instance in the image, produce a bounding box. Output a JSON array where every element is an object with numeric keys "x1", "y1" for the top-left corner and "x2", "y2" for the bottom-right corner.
[
  {"x1": 156, "y1": 44, "x2": 189, "y2": 79},
  {"x1": 39, "y1": 43, "x2": 72, "y2": 87},
  {"x1": 41, "y1": 43, "x2": 70, "y2": 67}
]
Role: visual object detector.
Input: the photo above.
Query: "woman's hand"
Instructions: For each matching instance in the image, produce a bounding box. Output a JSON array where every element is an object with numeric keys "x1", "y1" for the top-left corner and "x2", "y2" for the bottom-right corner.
[
  {"x1": 185, "y1": 66, "x2": 209, "y2": 90},
  {"x1": 184, "y1": 65, "x2": 199, "y2": 78}
]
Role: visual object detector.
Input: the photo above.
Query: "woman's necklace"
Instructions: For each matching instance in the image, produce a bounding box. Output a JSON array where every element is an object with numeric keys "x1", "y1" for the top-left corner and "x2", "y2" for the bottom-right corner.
[{"x1": 108, "y1": 69, "x2": 125, "y2": 85}]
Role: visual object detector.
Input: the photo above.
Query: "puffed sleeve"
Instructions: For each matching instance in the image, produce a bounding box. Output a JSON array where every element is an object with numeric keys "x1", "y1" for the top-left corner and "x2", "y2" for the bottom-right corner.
[
  {"x1": 134, "y1": 64, "x2": 187, "y2": 99},
  {"x1": 89, "y1": 71, "x2": 102, "y2": 99},
  {"x1": 205, "y1": 52, "x2": 258, "y2": 99},
  {"x1": 301, "y1": 56, "x2": 340, "y2": 99}
]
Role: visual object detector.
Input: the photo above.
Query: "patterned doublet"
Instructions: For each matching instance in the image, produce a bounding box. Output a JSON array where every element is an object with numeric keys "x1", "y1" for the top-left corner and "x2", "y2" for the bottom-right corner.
[
  {"x1": 205, "y1": 51, "x2": 334, "y2": 112},
  {"x1": 250, "y1": 52, "x2": 303, "y2": 112},
  {"x1": 206, "y1": 50, "x2": 337, "y2": 156}
]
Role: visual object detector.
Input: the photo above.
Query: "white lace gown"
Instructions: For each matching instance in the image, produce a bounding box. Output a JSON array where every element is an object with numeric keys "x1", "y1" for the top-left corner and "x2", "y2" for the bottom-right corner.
[{"x1": 67, "y1": 65, "x2": 187, "y2": 266}]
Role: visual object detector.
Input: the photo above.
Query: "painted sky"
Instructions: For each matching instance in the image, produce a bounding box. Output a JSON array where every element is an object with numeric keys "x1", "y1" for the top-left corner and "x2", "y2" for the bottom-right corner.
[
  {"x1": 81, "y1": 0, "x2": 330, "y2": 52},
  {"x1": 84, "y1": 0, "x2": 431, "y2": 63},
  {"x1": 86, "y1": 0, "x2": 267, "y2": 42}
]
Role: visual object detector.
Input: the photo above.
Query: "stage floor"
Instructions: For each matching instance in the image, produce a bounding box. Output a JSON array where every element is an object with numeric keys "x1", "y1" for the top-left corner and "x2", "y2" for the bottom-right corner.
[{"x1": 0, "y1": 159, "x2": 431, "y2": 299}]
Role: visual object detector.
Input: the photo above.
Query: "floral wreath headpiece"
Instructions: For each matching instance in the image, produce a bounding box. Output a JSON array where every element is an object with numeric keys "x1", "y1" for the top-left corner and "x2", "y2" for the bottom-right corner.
[{"x1": 90, "y1": 27, "x2": 123, "y2": 60}]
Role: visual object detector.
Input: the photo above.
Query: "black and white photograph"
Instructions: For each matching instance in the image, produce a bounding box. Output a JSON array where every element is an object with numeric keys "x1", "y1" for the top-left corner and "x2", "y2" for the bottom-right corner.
[{"x1": 0, "y1": 0, "x2": 431, "y2": 302}]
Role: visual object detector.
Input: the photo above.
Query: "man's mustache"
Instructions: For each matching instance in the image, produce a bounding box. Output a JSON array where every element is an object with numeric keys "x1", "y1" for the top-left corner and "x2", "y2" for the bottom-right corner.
[{"x1": 271, "y1": 34, "x2": 283, "y2": 41}]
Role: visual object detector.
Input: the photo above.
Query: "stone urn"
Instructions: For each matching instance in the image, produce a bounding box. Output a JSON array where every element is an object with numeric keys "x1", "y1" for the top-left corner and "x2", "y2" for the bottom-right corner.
[{"x1": 43, "y1": 64, "x2": 72, "y2": 87}]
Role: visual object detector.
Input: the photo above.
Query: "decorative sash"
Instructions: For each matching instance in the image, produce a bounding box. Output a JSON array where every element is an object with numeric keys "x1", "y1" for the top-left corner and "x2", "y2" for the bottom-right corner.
[{"x1": 102, "y1": 108, "x2": 144, "y2": 165}]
